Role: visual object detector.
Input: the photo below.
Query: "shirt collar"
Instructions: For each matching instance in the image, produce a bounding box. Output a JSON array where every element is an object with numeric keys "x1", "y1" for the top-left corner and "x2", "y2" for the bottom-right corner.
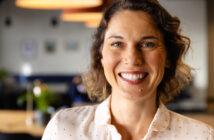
[
  {"x1": 94, "y1": 96, "x2": 112, "y2": 125},
  {"x1": 94, "y1": 96, "x2": 170, "y2": 132},
  {"x1": 148, "y1": 102, "x2": 171, "y2": 131}
]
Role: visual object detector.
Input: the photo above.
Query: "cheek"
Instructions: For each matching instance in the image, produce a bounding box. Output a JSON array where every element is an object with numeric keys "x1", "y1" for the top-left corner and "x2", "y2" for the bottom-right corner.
[
  {"x1": 101, "y1": 50, "x2": 119, "y2": 86},
  {"x1": 146, "y1": 51, "x2": 166, "y2": 69},
  {"x1": 101, "y1": 50, "x2": 119, "y2": 68}
]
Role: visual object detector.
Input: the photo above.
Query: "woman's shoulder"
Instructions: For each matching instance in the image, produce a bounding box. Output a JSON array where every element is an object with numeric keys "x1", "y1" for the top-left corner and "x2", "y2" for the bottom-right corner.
[
  {"x1": 42, "y1": 104, "x2": 99, "y2": 140},
  {"x1": 55, "y1": 104, "x2": 98, "y2": 122},
  {"x1": 170, "y1": 110, "x2": 213, "y2": 128},
  {"x1": 169, "y1": 110, "x2": 214, "y2": 139}
]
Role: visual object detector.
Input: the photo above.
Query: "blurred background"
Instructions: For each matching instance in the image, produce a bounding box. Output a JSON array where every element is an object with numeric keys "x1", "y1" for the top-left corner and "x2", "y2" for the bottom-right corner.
[{"x1": 0, "y1": 0, "x2": 214, "y2": 139}]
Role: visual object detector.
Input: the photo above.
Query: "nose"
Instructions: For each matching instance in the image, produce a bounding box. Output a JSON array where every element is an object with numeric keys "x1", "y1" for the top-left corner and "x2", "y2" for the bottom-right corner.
[{"x1": 123, "y1": 45, "x2": 144, "y2": 66}]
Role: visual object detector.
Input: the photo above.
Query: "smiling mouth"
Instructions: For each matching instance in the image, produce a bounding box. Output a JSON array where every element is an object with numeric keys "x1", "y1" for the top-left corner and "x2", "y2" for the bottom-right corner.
[{"x1": 118, "y1": 72, "x2": 148, "y2": 84}]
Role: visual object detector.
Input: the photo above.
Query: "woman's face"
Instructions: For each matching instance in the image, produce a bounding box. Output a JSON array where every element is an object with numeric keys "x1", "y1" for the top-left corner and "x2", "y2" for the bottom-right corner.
[{"x1": 101, "y1": 10, "x2": 168, "y2": 100}]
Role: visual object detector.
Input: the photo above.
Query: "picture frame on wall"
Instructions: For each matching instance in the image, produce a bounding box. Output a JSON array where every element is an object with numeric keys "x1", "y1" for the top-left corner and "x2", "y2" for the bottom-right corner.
[
  {"x1": 45, "y1": 39, "x2": 56, "y2": 54},
  {"x1": 64, "y1": 41, "x2": 79, "y2": 51},
  {"x1": 20, "y1": 39, "x2": 37, "y2": 59}
]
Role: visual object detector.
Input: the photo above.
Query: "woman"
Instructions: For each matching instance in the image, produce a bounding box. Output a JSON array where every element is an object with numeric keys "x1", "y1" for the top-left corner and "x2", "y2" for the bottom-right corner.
[{"x1": 42, "y1": 0, "x2": 214, "y2": 140}]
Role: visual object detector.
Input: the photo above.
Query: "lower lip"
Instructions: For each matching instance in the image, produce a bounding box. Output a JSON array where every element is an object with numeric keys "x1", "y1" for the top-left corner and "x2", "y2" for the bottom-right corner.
[{"x1": 120, "y1": 76, "x2": 147, "y2": 85}]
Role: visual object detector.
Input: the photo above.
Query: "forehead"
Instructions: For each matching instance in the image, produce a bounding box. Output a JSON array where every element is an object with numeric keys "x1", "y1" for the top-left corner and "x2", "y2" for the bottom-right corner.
[{"x1": 105, "y1": 10, "x2": 161, "y2": 39}]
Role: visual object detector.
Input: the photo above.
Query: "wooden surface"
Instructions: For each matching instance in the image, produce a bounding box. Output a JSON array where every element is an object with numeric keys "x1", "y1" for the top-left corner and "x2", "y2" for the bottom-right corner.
[{"x1": 0, "y1": 110, "x2": 45, "y2": 137}]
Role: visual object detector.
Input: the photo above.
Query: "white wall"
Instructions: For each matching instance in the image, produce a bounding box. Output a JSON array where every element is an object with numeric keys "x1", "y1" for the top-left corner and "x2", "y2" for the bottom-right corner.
[
  {"x1": 0, "y1": 0, "x2": 94, "y2": 75},
  {"x1": 0, "y1": 0, "x2": 208, "y2": 91}
]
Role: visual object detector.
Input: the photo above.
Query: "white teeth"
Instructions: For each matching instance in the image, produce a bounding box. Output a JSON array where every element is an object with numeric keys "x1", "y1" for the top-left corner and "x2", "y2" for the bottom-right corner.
[{"x1": 121, "y1": 73, "x2": 146, "y2": 81}]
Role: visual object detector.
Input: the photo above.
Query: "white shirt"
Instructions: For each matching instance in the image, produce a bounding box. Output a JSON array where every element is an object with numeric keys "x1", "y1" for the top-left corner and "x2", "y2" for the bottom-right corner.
[{"x1": 42, "y1": 97, "x2": 214, "y2": 140}]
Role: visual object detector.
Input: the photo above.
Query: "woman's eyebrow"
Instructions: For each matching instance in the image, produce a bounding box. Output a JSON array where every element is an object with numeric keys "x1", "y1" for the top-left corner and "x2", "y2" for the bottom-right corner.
[
  {"x1": 107, "y1": 35, "x2": 158, "y2": 40},
  {"x1": 141, "y1": 36, "x2": 159, "y2": 40},
  {"x1": 106, "y1": 35, "x2": 159, "y2": 41},
  {"x1": 107, "y1": 35, "x2": 124, "y2": 40}
]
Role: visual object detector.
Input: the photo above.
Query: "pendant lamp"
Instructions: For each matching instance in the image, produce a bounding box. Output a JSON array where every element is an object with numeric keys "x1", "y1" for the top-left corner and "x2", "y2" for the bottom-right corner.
[
  {"x1": 61, "y1": 8, "x2": 102, "y2": 28},
  {"x1": 61, "y1": 8, "x2": 103, "y2": 22},
  {"x1": 60, "y1": 0, "x2": 114, "y2": 28},
  {"x1": 15, "y1": 0, "x2": 103, "y2": 10},
  {"x1": 85, "y1": 20, "x2": 101, "y2": 28}
]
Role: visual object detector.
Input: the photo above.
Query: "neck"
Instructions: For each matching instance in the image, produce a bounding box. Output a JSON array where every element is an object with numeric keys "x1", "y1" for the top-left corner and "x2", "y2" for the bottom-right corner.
[{"x1": 110, "y1": 90, "x2": 157, "y2": 139}]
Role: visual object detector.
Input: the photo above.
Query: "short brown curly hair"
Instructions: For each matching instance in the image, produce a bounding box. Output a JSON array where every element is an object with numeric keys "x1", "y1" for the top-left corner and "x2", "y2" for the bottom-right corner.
[{"x1": 82, "y1": 0, "x2": 192, "y2": 104}]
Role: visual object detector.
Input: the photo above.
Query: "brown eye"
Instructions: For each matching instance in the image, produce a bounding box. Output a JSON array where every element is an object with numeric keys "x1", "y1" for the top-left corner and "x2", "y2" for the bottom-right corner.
[{"x1": 111, "y1": 42, "x2": 121, "y2": 47}]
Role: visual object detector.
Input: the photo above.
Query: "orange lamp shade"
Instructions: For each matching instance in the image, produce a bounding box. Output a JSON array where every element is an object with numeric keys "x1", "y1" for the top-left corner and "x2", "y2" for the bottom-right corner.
[
  {"x1": 15, "y1": 0, "x2": 103, "y2": 10},
  {"x1": 61, "y1": 11, "x2": 102, "y2": 22},
  {"x1": 85, "y1": 20, "x2": 101, "y2": 28}
]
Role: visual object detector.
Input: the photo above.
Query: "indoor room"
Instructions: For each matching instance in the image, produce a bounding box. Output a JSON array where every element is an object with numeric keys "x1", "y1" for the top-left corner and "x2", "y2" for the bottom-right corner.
[{"x1": 0, "y1": 0, "x2": 214, "y2": 140}]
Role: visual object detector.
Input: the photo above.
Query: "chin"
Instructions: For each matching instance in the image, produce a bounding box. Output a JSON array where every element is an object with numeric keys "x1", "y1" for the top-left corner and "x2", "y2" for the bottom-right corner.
[{"x1": 117, "y1": 87, "x2": 156, "y2": 101}]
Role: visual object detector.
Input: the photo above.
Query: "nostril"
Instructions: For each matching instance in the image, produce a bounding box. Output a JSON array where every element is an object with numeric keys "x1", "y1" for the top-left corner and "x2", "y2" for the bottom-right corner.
[
  {"x1": 123, "y1": 58, "x2": 129, "y2": 64},
  {"x1": 123, "y1": 57, "x2": 143, "y2": 65},
  {"x1": 134, "y1": 58, "x2": 143, "y2": 65}
]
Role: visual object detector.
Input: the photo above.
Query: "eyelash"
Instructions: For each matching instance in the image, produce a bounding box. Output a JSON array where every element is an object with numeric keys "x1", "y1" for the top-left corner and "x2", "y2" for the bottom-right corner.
[
  {"x1": 110, "y1": 41, "x2": 156, "y2": 48},
  {"x1": 111, "y1": 42, "x2": 121, "y2": 47},
  {"x1": 141, "y1": 42, "x2": 156, "y2": 48}
]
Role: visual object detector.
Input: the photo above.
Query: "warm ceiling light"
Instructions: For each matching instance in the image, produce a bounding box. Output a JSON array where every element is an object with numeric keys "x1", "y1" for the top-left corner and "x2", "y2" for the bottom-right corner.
[
  {"x1": 15, "y1": 0, "x2": 103, "y2": 10},
  {"x1": 85, "y1": 20, "x2": 101, "y2": 28},
  {"x1": 61, "y1": 11, "x2": 102, "y2": 22},
  {"x1": 60, "y1": 0, "x2": 114, "y2": 25}
]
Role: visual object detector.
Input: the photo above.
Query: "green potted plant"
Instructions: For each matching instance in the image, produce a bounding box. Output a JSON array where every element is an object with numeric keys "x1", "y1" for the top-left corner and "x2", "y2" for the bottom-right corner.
[
  {"x1": 0, "y1": 69, "x2": 6, "y2": 82},
  {"x1": 34, "y1": 83, "x2": 55, "y2": 126},
  {"x1": 17, "y1": 80, "x2": 56, "y2": 126},
  {"x1": 0, "y1": 69, "x2": 7, "y2": 89}
]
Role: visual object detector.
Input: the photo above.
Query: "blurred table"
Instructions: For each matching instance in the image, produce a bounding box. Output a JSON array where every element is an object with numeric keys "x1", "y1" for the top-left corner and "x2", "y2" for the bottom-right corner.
[{"x1": 0, "y1": 110, "x2": 45, "y2": 137}]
